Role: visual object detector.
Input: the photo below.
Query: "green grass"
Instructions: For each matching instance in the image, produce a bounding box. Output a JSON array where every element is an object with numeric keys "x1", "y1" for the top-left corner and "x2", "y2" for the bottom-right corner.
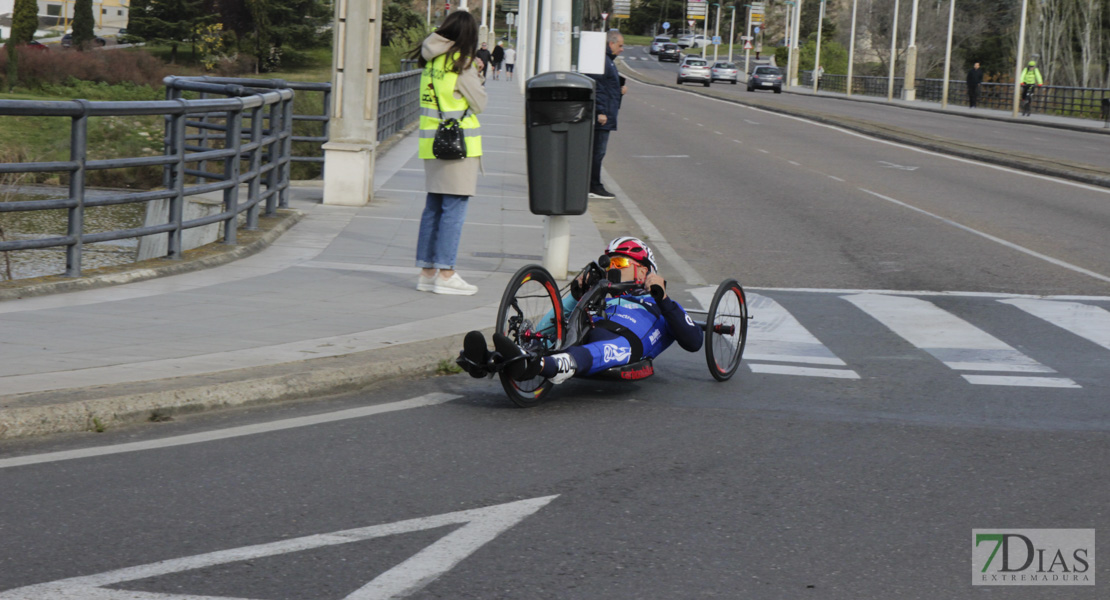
[{"x1": 622, "y1": 34, "x2": 655, "y2": 47}]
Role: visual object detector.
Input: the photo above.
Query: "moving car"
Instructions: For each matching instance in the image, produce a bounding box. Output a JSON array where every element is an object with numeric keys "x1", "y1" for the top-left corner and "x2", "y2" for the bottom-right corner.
[
  {"x1": 658, "y1": 43, "x2": 681, "y2": 62},
  {"x1": 677, "y1": 57, "x2": 711, "y2": 87},
  {"x1": 747, "y1": 65, "x2": 783, "y2": 93},
  {"x1": 676, "y1": 34, "x2": 710, "y2": 49},
  {"x1": 711, "y1": 62, "x2": 739, "y2": 84},
  {"x1": 61, "y1": 33, "x2": 107, "y2": 48},
  {"x1": 649, "y1": 36, "x2": 672, "y2": 55}
]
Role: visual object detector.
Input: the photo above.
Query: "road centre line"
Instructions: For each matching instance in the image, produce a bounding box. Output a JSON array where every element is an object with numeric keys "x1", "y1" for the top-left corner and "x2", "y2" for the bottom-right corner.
[
  {"x1": 747, "y1": 287, "x2": 1110, "y2": 301},
  {"x1": 0, "y1": 393, "x2": 461, "y2": 469},
  {"x1": 860, "y1": 188, "x2": 1110, "y2": 284}
]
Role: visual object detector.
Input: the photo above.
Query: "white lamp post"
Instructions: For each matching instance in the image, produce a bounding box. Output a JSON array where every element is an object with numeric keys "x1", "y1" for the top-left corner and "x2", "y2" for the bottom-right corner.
[
  {"x1": 812, "y1": 0, "x2": 824, "y2": 93},
  {"x1": 846, "y1": 0, "x2": 857, "y2": 96},
  {"x1": 941, "y1": 0, "x2": 955, "y2": 108},
  {"x1": 886, "y1": 0, "x2": 899, "y2": 102},
  {"x1": 1012, "y1": 0, "x2": 1030, "y2": 117},
  {"x1": 712, "y1": 3, "x2": 721, "y2": 64},
  {"x1": 902, "y1": 0, "x2": 920, "y2": 100}
]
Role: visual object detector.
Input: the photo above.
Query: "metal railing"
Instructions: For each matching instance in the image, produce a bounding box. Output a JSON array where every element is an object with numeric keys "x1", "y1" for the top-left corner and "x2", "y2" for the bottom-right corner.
[
  {"x1": 0, "y1": 81, "x2": 295, "y2": 277},
  {"x1": 1, "y1": 70, "x2": 425, "y2": 279},
  {"x1": 803, "y1": 71, "x2": 1110, "y2": 121}
]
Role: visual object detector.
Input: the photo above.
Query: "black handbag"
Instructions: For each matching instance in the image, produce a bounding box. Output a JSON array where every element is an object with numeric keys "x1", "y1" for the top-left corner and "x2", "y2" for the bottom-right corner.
[{"x1": 429, "y1": 83, "x2": 468, "y2": 160}]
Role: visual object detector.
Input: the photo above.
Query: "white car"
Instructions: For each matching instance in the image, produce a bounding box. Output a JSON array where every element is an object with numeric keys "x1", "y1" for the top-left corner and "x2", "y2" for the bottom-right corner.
[
  {"x1": 676, "y1": 34, "x2": 710, "y2": 49},
  {"x1": 677, "y1": 57, "x2": 712, "y2": 87}
]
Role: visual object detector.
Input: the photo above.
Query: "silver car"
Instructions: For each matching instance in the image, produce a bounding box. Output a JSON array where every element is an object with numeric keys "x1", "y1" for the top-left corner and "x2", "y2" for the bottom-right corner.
[
  {"x1": 711, "y1": 62, "x2": 739, "y2": 84},
  {"x1": 677, "y1": 57, "x2": 711, "y2": 87},
  {"x1": 650, "y1": 36, "x2": 671, "y2": 55}
]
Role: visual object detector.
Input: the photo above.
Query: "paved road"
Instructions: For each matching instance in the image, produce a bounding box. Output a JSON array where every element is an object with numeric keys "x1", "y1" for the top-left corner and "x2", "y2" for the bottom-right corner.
[{"x1": 2, "y1": 67, "x2": 1108, "y2": 598}]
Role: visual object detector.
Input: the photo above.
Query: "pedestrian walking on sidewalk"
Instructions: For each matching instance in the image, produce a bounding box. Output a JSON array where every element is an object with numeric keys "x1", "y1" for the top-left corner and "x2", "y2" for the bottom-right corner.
[
  {"x1": 408, "y1": 11, "x2": 488, "y2": 295},
  {"x1": 966, "y1": 62, "x2": 983, "y2": 108},
  {"x1": 491, "y1": 41, "x2": 505, "y2": 80},
  {"x1": 476, "y1": 42, "x2": 492, "y2": 80},
  {"x1": 504, "y1": 45, "x2": 516, "y2": 81},
  {"x1": 587, "y1": 30, "x2": 626, "y2": 200}
]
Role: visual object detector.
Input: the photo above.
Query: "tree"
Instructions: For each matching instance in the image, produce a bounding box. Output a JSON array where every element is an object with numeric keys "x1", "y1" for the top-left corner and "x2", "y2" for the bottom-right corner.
[
  {"x1": 128, "y1": 0, "x2": 209, "y2": 63},
  {"x1": 71, "y1": 0, "x2": 97, "y2": 49},
  {"x1": 382, "y1": 0, "x2": 425, "y2": 46},
  {"x1": 5, "y1": 0, "x2": 39, "y2": 90}
]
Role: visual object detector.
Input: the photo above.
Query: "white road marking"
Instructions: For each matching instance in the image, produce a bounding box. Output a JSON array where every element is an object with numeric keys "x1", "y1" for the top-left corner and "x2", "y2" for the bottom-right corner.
[
  {"x1": 1000, "y1": 298, "x2": 1110, "y2": 352},
  {"x1": 878, "y1": 160, "x2": 919, "y2": 171},
  {"x1": 743, "y1": 119, "x2": 760, "y2": 125},
  {"x1": 828, "y1": 175, "x2": 845, "y2": 182},
  {"x1": 0, "y1": 496, "x2": 558, "y2": 600},
  {"x1": 788, "y1": 160, "x2": 801, "y2": 166},
  {"x1": 860, "y1": 188, "x2": 1110, "y2": 284},
  {"x1": 0, "y1": 394, "x2": 461, "y2": 469},
  {"x1": 714, "y1": 130, "x2": 723, "y2": 135},
  {"x1": 630, "y1": 154, "x2": 691, "y2": 158},
  {"x1": 758, "y1": 149, "x2": 769, "y2": 153},
  {"x1": 962, "y1": 375, "x2": 1081, "y2": 388},
  {"x1": 749, "y1": 364, "x2": 861, "y2": 379},
  {"x1": 843, "y1": 294, "x2": 1078, "y2": 387}
]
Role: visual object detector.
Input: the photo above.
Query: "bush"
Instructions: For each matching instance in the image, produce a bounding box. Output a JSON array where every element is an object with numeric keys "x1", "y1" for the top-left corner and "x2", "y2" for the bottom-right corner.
[{"x1": 0, "y1": 47, "x2": 180, "y2": 90}]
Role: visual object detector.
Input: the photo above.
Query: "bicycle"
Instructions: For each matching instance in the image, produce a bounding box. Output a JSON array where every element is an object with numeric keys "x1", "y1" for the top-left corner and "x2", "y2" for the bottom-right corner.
[
  {"x1": 475, "y1": 257, "x2": 750, "y2": 407},
  {"x1": 1020, "y1": 84, "x2": 1036, "y2": 117}
]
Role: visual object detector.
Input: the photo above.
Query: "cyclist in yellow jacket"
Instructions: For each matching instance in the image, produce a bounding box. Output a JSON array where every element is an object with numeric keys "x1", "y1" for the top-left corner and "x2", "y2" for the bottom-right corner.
[{"x1": 1019, "y1": 60, "x2": 1043, "y2": 116}]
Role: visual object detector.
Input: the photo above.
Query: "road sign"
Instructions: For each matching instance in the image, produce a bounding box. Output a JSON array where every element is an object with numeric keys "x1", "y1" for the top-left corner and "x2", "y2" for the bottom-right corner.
[
  {"x1": 688, "y1": 19, "x2": 695, "y2": 26},
  {"x1": 613, "y1": 0, "x2": 631, "y2": 18},
  {"x1": 663, "y1": 21, "x2": 670, "y2": 30},
  {"x1": 754, "y1": 25, "x2": 760, "y2": 34},
  {"x1": 712, "y1": 35, "x2": 721, "y2": 45},
  {"x1": 602, "y1": 12, "x2": 608, "y2": 19},
  {"x1": 744, "y1": 40, "x2": 753, "y2": 50},
  {"x1": 741, "y1": 35, "x2": 753, "y2": 41}
]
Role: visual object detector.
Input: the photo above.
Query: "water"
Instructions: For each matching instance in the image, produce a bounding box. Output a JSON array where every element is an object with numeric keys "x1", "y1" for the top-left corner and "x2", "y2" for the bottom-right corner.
[{"x1": 0, "y1": 186, "x2": 143, "y2": 280}]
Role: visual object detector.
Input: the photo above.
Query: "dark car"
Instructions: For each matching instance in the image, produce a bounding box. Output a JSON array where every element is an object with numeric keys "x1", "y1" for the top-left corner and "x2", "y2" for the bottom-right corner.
[
  {"x1": 658, "y1": 43, "x2": 681, "y2": 63},
  {"x1": 747, "y1": 65, "x2": 783, "y2": 93},
  {"x1": 61, "y1": 33, "x2": 107, "y2": 48},
  {"x1": 649, "y1": 35, "x2": 672, "y2": 55}
]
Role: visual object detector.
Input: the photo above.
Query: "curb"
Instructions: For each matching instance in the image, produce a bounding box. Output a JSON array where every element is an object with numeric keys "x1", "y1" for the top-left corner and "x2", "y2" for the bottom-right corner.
[
  {"x1": 0, "y1": 331, "x2": 485, "y2": 440},
  {"x1": 620, "y1": 64, "x2": 1110, "y2": 190}
]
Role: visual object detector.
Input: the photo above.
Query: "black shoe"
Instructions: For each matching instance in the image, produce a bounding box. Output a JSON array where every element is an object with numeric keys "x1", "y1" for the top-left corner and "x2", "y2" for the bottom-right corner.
[
  {"x1": 589, "y1": 187, "x2": 616, "y2": 200},
  {"x1": 457, "y1": 331, "x2": 490, "y2": 378},
  {"x1": 493, "y1": 333, "x2": 543, "y2": 381}
]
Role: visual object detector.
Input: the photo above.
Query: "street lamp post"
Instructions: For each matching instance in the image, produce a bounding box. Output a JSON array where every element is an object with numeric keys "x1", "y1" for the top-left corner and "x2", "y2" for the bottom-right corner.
[
  {"x1": 1012, "y1": 0, "x2": 1030, "y2": 117},
  {"x1": 728, "y1": 5, "x2": 736, "y2": 64},
  {"x1": 812, "y1": 0, "x2": 824, "y2": 93},
  {"x1": 941, "y1": 0, "x2": 956, "y2": 108},
  {"x1": 742, "y1": 3, "x2": 752, "y2": 72},
  {"x1": 847, "y1": 0, "x2": 857, "y2": 96},
  {"x1": 887, "y1": 0, "x2": 899, "y2": 101},
  {"x1": 712, "y1": 3, "x2": 721, "y2": 64},
  {"x1": 903, "y1": 0, "x2": 920, "y2": 100},
  {"x1": 784, "y1": 0, "x2": 794, "y2": 88},
  {"x1": 789, "y1": 0, "x2": 803, "y2": 87}
]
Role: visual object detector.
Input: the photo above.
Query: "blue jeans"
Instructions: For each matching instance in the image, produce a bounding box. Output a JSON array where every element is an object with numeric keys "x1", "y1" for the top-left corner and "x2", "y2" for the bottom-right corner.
[{"x1": 416, "y1": 193, "x2": 469, "y2": 269}]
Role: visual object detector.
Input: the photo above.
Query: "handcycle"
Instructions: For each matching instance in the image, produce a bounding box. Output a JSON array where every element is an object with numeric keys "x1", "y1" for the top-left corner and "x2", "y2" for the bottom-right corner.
[{"x1": 462, "y1": 256, "x2": 751, "y2": 407}]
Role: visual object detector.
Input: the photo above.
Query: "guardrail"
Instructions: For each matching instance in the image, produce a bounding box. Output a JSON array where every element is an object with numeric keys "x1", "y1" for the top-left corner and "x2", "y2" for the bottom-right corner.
[
  {"x1": 804, "y1": 71, "x2": 1110, "y2": 121},
  {"x1": 1, "y1": 69, "x2": 424, "y2": 280},
  {"x1": 0, "y1": 82, "x2": 294, "y2": 278}
]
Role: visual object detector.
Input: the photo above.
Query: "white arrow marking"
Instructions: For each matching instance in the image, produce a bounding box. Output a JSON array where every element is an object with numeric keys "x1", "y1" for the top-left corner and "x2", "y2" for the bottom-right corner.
[
  {"x1": 877, "y1": 160, "x2": 919, "y2": 171},
  {"x1": 0, "y1": 496, "x2": 559, "y2": 600}
]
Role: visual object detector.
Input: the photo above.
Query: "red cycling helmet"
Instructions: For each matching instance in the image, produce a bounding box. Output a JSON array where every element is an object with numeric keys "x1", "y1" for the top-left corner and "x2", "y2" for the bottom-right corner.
[{"x1": 605, "y1": 236, "x2": 657, "y2": 272}]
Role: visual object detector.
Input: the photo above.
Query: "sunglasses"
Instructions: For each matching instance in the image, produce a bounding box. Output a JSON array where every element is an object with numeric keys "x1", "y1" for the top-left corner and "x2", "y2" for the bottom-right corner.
[{"x1": 607, "y1": 255, "x2": 639, "y2": 269}]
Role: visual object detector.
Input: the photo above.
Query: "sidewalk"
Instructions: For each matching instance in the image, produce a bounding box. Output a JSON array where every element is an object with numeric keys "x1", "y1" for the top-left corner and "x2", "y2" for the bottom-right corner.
[{"x1": 0, "y1": 78, "x2": 604, "y2": 440}]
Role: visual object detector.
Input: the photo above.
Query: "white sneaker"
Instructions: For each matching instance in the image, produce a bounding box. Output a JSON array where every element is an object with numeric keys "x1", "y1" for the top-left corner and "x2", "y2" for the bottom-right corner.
[
  {"x1": 548, "y1": 353, "x2": 577, "y2": 384},
  {"x1": 433, "y1": 273, "x2": 478, "y2": 296},
  {"x1": 417, "y1": 274, "x2": 436, "y2": 292}
]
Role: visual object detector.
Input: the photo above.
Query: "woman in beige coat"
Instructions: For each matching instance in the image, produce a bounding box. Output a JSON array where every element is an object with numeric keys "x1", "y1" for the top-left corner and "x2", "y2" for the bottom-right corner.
[{"x1": 410, "y1": 12, "x2": 488, "y2": 295}]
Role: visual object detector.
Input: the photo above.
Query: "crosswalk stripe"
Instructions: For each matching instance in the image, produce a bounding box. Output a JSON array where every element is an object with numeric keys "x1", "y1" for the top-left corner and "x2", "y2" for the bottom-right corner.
[
  {"x1": 1000, "y1": 298, "x2": 1110, "y2": 352},
  {"x1": 842, "y1": 293, "x2": 1078, "y2": 388}
]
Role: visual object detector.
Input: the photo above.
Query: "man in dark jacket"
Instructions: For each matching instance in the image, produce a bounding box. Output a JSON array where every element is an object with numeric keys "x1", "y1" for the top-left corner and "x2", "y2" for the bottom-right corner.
[
  {"x1": 476, "y1": 42, "x2": 492, "y2": 79},
  {"x1": 966, "y1": 62, "x2": 983, "y2": 108},
  {"x1": 587, "y1": 30, "x2": 626, "y2": 200},
  {"x1": 491, "y1": 41, "x2": 505, "y2": 80}
]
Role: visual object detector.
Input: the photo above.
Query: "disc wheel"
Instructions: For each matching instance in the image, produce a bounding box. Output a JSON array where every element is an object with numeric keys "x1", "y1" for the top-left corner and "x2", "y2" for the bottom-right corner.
[
  {"x1": 704, "y1": 279, "x2": 748, "y2": 381},
  {"x1": 496, "y1": 265, "x2": 564, "y2": 407}
]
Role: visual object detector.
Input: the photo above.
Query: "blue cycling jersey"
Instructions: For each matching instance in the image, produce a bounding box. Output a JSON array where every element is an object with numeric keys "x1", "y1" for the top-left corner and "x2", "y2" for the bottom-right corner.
[{"x1": 559, "y1": 291, "x2": 703, "y2": 376}]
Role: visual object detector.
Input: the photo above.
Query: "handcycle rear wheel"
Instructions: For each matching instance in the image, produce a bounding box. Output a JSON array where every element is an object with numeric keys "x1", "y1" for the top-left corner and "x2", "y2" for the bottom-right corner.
[
  {"x1": 705, "y1": 279, "x2": 748, "y2": 381},
  {"x1": 496, "y1": 265, "x2": 564, "y2": 407}
]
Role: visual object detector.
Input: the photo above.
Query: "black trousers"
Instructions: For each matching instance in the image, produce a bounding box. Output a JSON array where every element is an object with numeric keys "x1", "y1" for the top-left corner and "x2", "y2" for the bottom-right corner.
[
  {"x1": 590, "y1": 129, "x2": 610, "y2": 190},
  {"x1": 968, "y1": 86, "x2": 979, "y2": 108}
]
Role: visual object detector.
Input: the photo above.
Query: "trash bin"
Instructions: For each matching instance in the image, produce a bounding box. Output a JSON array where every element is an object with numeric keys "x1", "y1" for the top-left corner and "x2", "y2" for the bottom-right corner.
[{"x1": 525, "y1": 72, "x2": 596, "y2": 216}]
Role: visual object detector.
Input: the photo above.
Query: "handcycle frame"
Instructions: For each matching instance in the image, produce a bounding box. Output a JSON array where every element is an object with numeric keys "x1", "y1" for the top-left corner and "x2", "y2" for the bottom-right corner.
[{"x1": 488, "y1": 258, "x2": 750, "y2": 407}]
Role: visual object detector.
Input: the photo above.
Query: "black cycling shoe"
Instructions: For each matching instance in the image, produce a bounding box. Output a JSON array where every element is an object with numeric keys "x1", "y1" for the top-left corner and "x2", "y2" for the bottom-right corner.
[
  {"x1": 493, "y1": 332, "x2": 543, "y2": 381},
  {"x1": 457, "y1": 330, "x2": 490, "y2": 378}
]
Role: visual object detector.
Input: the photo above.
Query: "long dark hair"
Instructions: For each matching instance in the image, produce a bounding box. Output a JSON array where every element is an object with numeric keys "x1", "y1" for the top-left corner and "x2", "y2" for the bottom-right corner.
[{"x1": 408, "y1": 11, "x2": 479, "y2": 74}]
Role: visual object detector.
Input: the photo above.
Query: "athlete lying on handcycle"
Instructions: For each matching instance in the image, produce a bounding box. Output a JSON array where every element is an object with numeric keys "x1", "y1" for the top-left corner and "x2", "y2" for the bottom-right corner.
[{"x1": 458, "y1": 237, "x2": 704, "y2": 385}]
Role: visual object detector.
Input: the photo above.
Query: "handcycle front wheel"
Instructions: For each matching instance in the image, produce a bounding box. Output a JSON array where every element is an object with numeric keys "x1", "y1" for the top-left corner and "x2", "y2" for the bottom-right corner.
[
  {"x1": 704, "y1": 279, "x2": 748, "y2": 381},
  {"x1": 495, "y1": 264, "x2": 564, "y2": 407}
]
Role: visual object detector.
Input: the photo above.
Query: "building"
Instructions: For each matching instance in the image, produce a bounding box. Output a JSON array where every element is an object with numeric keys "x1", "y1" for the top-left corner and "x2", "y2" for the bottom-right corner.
[{"x1": 0, "y1": 0, "x2": 129, "y2": 30}]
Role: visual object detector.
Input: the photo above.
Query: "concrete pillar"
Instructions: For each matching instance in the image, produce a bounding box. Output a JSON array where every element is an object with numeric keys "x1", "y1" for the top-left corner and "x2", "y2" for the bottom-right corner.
[{"x1": 323, "y1": 0, "x2": 385, "y2": 206}]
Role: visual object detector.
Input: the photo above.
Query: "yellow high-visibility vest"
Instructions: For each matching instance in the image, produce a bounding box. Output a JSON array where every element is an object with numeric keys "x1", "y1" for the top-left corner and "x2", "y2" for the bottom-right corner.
[{"x1": 419, "y1": 53, "x2": 482, "y2": 159}]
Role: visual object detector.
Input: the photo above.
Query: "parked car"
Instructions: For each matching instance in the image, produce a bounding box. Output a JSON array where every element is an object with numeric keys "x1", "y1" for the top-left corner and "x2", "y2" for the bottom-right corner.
[
  {"x1": 747, "y1": 65, "x2": 783, "y2": 93},
  {"x1": 711, "y1": 62, "x2": 739, "y2": 84},
  {"x1": 676, "y1": 34, "x2": 710, "y2": 49},
  {"x1": 677, "y1": 56, "x2": 711, "y2": 87},
  {"x1": 22, "y1": 40, "x2": 50, "y2": 51},
  {"x1": 61, "y1": 33, "x2": 107, "y2": 48},
  {"x1": 658, "y1": 43, "x2": 681, "y2": 63},
  {"x1": 649, "y1": 36, "x2": 672, "y2": 55}
]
